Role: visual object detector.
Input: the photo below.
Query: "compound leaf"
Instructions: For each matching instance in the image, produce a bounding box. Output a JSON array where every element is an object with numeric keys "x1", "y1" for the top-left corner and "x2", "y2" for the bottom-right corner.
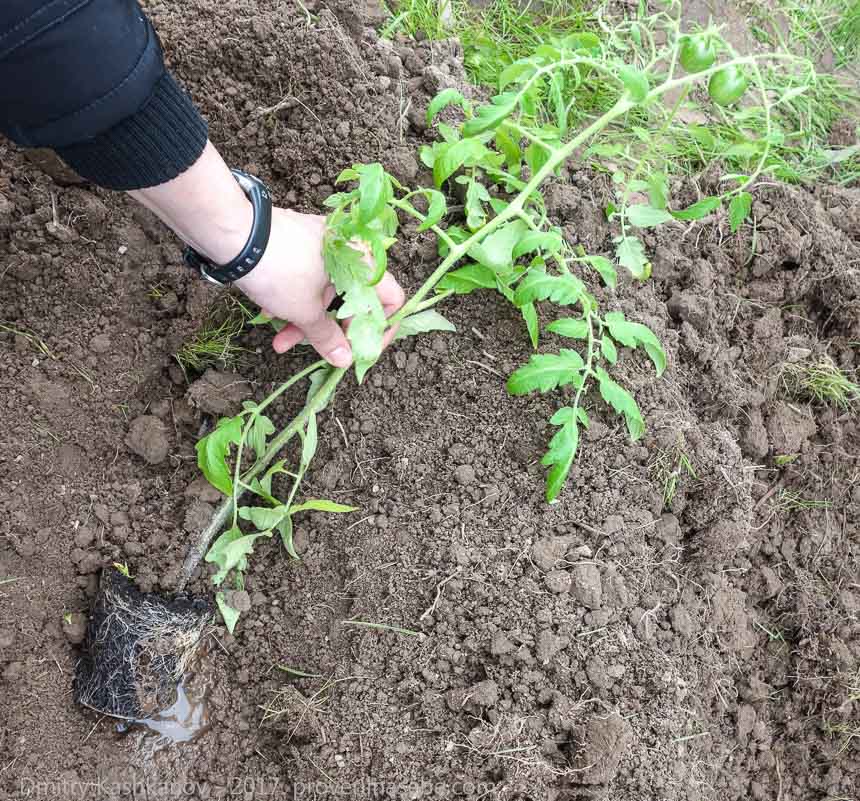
[
  {"x1": 433, "y1": 138, "x2": 488, "y2": 187},
  {"x1": 547, "y1": 317, "x2": 589, "y2": 340},
  {"x1": 601, "y1": 336, "x2": 618, "y2": 363},
  {"x1": 426, "y1": 88, "x2": 469, "y2": 125},
  {"x1": 208, "y1": 529, "x2": 272, "y2": 586},
  {"x1": 619, "y1": 65, "x2": 649, "y2": 102},
  {"x1": 216, "y1": 592, "x2": 241, "y2": 635},
  {"x1": 417, "y1": 189, "x2": 447, "y2": 231},
  {"x1": 356, "y1": 163, "x2": 390, "y2": 224},
  {"x1": 521, "y1": 302, "x2": 539, "y2": 350},
  {"x1": 437, "y1": 263, "x2": 496, "y2": 294},
  {"x1": 467, "y1": 220, "x2": 528, "y2": 271},
  {"x1": 347, "y1": 310, "x2": 386, "y2": 383},
  {"x1": 614, "y1": 235, "x2": 650, "y2": 280},
  {"x1": 604, "y1": 311, "x2": 666, "y2": 375},
  {"x1": 541, "y1": 408, "x2": 580, "y2": 502},
  {"x1": 579, "y1": 255, "x2": 617, "y2": 289},
  {"x1": 277, "y1": 515, "x2": 299, "y2": 560},
  {"x1": 627, "y1": 204, "x2": 674, "y2": 228},
  {"x1": 238, "y1": 505, "x2": 290, "y2": 531},
  {"x1": 670, "y1": 196, "x2": 721, "y2": 221},
  {"x1": 247, "y1": 414, "x2": 275, "y2": 461},
  {"x1": 394, "y1": 310, "x2": 456, "y2": 340},
  {"x1": 595, "y1": 366, "x2": 645, "y2": 440},
  {"x1": 513, "y1": 268, "x2": 584, "y2": 307},
  {"x1": 512, "y1": 229, "x2": 563, "y2": 259},
  {"x1": 507, "y1": 349, "x2": 585, "y2": 395},
  {"x1": 462, "y1": 93, "x2": 518, "y2": 137},
  {"x1": 196, "y1": 415, "x2": 243, "y2": 495},
  {"x1": 729, "y1": 192, "x2": 752, "y2": 233}
]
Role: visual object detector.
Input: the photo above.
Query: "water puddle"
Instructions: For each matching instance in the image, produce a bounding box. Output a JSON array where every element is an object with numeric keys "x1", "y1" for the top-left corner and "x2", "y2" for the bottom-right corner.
[{"x1": 117, "y1": 672, "x2": 211, "y2": 747}]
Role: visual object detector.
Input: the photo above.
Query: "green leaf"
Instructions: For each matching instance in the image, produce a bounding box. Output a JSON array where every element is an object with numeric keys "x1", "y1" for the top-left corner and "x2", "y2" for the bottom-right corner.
[
  {"x1": 196, "y1": 416, "x2": 243, "y2": 495},
  {"x1": 206, "y1": 525, "x2": 243, "y2": 572},
  {"x1": 729, "y1": 192, "x2": 752, "y2": 233},
  {"x1": 277, "y1": 515, "x2": 299, "y2": 560},
  {"x1": 521, "y1": 302, "x2": 539, "y2": 350},
  {"x1": 524, "y1": 142, "x2": 551, "y2": 176},
  {"x1": 547, "y1": 317, "x2": 589, "y2": 339},
  {"x1": 290, "y1": 499, "x2": 359, "y2": 514},
  {"x1": 499, "y1": 59, "x2": 538, "y2": 89},
  {"x1": 603, "y1": 311, "x2": 666, "y2": 376},
  {"x1": 247, "y1": 414, "x2": 275, "y2": 460},
  {"x1": 467, "y1": 220, "x2": 528, "y2": 272},
  {"x1": 465, "y1": 179, "x2": 490, "y2": 231},
  {"x1": 670, "y1": 196, "x2": 721, "y2": 221},
  {"x1": 426, "y1": 88, "x2": 469, "y2": 125},
  {"x1": 647, "y1": 173, "x2": 669, "y2": 209},
  {"x1": 614, "y1": 236, "x2": 650, "y2": 280},
  {"x1": 576, "y1": 407, "x2": 590, "y2": 428},
  {"x1": 507, "y1": 349, "x2": 585, "y2": 395},
  {"x1": 514, "y1": 268, "x2": 584, "y2": 307},
  {"x1": 348, "y1": 311, "x2": 386, "y2": 384},
  {"x1": 335, "y1": 168, "x2": 359, "y2": 184},
  {"x1": 627, "y1": 204, "x2": 674, "y2": 228},
  {"x1": 324, "y1": 236, "x2": 372, "y2": 294},
  {"x1": 417, "y1": 189, "x2": 447, "y2": 232},
  {"x1": 601, "y1": 336, "x2": 618, "y2": 363},
  {"x1": 541, "y1": 407, "x2": 579, "y2": 502},
  {"x1": 579, "y1": 255, "x2": 616, "y2": 289},
  {"x1": 207, "y1": 529, "x2": 272, "y2": 585},
  {"x1": 394, "y1": 310, "x2": 456, "y2": 341},
  {"x1": 512, "y1": 230, "x2": 563, "y2": 259},
  {"x1": 433, "y1": 138, "x2": 488, "y2": 187},
  {"x1": 462, "y1": 93, "x2": 518, "y2": 137},
  {"x1": 355, "y1": 163, "x2": 389, "y2": 224},
  {"x1": 216, "y1": 592, "x2": 241, "y2": 635},
  {"x1": 238, "y1": 505, "x2": 290, "y2": 531},
  {"x1": 550, "y1": 71, "x2": 567, "y2": 136},
  {"x1": 595, "y1": 366, "x2": 645, "y2": 440},
  {"x1": 301, "y1": 413, "x2": 318, "y2": 470},
  {"x1": 437, "y1": 263, "x2": 496, "y2": 294},
  {"x1": 619, "y1": 66, "x2": 649, "y2": 102},
  {"x1": 495, "y1": 126, "x2": 521, "y2": 172}
]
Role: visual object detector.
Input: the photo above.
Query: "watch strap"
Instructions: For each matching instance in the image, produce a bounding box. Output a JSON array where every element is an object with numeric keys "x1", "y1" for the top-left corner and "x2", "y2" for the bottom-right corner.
[{"x1": 183, "y1": 169, "x2": 273, "y2": 286}]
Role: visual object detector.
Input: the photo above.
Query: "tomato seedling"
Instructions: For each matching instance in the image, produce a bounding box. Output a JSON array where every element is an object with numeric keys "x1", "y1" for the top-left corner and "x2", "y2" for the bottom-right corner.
[{"x1": 190, "y1": 2, "x2": 819, "y2": 629}]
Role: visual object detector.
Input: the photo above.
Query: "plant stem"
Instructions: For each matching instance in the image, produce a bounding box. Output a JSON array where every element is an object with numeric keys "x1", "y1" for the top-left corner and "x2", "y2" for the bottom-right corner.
[{"x1": 178, "y1": 364, "x2": 345, "y2": 590}]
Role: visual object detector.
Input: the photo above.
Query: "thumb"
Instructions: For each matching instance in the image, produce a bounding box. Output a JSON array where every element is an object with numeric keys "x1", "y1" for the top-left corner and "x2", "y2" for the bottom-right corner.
[{"x1": 301, "y1": 316, "x2": 353, "y2": 368}]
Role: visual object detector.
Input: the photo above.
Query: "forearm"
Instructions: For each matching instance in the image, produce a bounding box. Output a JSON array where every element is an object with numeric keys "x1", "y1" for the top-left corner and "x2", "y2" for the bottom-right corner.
[{"x1": 129, "y1": 141, "x2": 253, "y2": 265}]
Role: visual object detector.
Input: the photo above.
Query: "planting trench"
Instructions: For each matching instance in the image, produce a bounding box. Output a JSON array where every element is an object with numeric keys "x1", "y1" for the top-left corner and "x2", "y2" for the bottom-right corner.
[{"x1": 1, "y1": 1, "x2": 858, "y2": 799}]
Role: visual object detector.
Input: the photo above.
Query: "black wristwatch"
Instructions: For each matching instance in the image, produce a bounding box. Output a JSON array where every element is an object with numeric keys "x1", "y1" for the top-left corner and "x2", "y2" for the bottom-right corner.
[{"x1": 183, "y1": 169, "x2": 273, "y2": 286}]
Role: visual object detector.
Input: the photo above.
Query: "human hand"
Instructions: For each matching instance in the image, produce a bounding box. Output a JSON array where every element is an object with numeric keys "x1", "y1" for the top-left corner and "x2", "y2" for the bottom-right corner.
[{"x1": 235, "y1": 208, "x2": 405, "y2": 368}]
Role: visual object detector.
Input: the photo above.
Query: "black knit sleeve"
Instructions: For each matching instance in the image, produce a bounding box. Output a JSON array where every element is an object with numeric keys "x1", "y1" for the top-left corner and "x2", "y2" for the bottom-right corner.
[{"x1": 0, "y1": 0, "x2": 208, "y2": 190}]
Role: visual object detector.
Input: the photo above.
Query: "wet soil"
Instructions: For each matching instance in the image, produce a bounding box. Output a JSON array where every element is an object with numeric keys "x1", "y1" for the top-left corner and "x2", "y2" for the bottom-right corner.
[{"x1": 1, "y1": 1, "x2": 858, "y2": 799}]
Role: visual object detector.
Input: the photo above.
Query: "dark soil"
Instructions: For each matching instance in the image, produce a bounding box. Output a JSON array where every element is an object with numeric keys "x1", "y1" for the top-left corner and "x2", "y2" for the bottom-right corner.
[{"x1": 1, "y1": 1, "x2": 858, "y2": 799}]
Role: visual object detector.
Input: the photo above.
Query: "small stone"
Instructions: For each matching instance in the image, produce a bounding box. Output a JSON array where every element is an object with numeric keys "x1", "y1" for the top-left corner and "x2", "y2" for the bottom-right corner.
[
  {"x1": 89, "y1": 333, "x2": 111, "y2": 354},
  {"x1": 184, "y1": 476, "x2": 224, "y2": 504},
  {"x1": 491, "y1": 632, "x2": 515, "y2": 655},
  {"x1": 74, "y1": 527, "x2": 95, "y2": 548},
  {"x1": 531, "y1": 536, "x2": 574, "y2": 571},
  {"x1": 223, "y1": 590, "x2": 252, "y2": 613},
  {"x1": 571, "y1": 564, "x2": 602, "y2": 609},
  {"x1": 544, "y1": 569, "x2": 571, "y2": 594},
  {"x1": 184, "y1": 500, "x2": 214, "y2": 534},
  {"x1": 186, "y1": 370, "x2": 250, "y2": 416},
  {"x1": 454, "y1": 464, "x2": 476, "y2": 486},
  {"x1": 125, "y1": 415, "x2": 169, "y2": 465},
  {"x1": 536, "y1": 630, "x2": 569, "y2": 663},
  {"x1": 62, "y1": 613, "x2": 88, "y2": 645}
]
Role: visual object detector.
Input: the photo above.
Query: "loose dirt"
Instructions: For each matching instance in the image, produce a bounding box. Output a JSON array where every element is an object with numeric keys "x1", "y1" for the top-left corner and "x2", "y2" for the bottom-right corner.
[{"x1": 1, "y1": 1, "x2": 858, "y2": 799}]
